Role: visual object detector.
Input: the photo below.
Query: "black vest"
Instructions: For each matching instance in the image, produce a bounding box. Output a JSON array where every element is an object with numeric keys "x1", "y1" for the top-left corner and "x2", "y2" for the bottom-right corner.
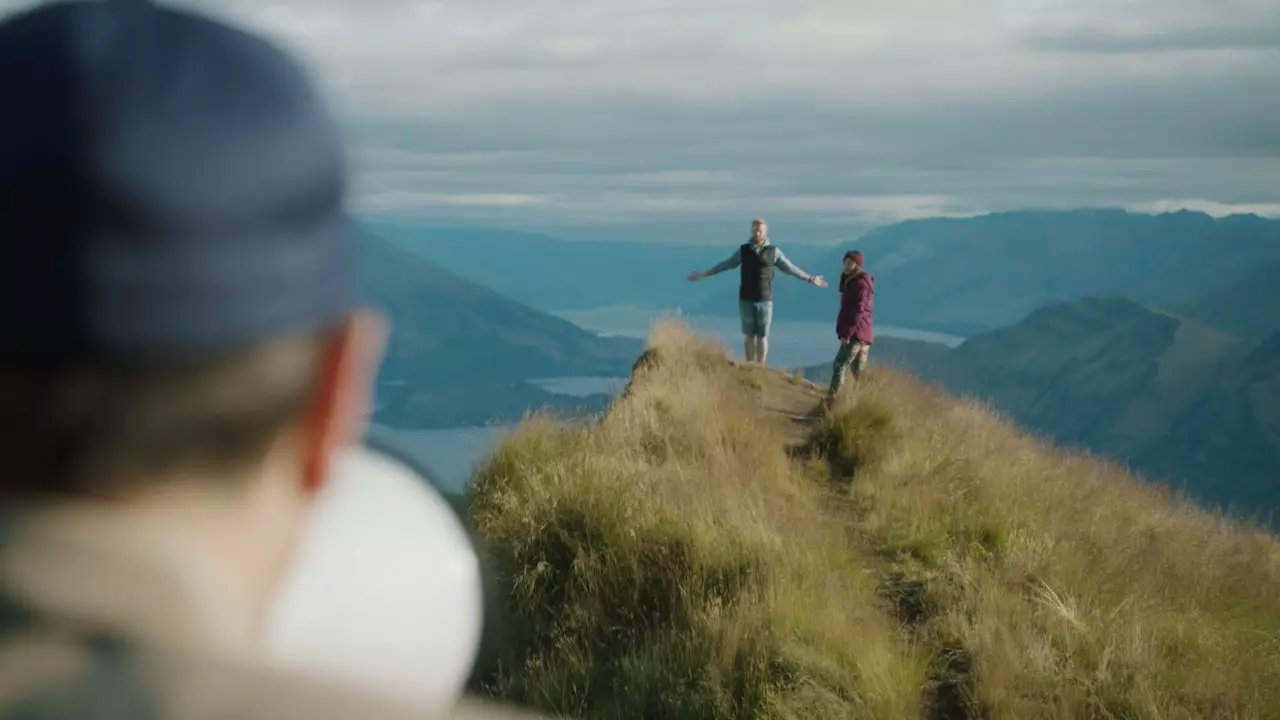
[{"x1": 739, "y1": 242, "x2": 778, "y2": 302}]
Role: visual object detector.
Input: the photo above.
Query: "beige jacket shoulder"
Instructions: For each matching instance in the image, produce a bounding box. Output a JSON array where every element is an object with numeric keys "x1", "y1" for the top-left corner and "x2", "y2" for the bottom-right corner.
[
  {"x1": 0, "y1": 629, "x2": 546, "y2": 719},
  {"x1": 0, "y1": 509, "x2": 549, "y2": 720}
]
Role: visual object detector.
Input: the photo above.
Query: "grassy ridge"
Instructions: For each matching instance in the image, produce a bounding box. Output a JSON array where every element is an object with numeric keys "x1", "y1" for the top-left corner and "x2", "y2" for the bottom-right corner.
[
  {"x1": 803, "y1": 298, "x2": 1280, "y2": 527},
  {"x1": 468, "y1": 321, "x2": 1280, "y2": 719},
  {"x1": 822, "y1": 374, "x2": 1280, "y2": 718}
]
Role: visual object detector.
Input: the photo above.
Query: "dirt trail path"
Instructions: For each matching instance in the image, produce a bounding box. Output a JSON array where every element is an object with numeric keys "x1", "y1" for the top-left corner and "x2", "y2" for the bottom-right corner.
[
  {"x1": 739, "y1": 364, "x2": 827, "y2": 447},
  {"x1": 743, "y1": 363, "x2": 967, "y2": 719}
]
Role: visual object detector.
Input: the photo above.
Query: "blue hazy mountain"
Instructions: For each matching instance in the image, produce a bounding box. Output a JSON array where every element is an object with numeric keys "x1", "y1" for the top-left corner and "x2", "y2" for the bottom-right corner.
[
  {"x1": 365, "y1": 211, "x2": 1280, "y2": 340},
  {"x1": 355, "y1": 227, "x2": 641, "y2": 427},
  {"x1": 1174, "y1": 257, "x2": 1280, "y2": 340},
  {"x1": 711, "y1": 209, "x2": 1280, "y2": 335},
  {"x1": 362, "y1": 223, "x2": 721, "y2": 313}
]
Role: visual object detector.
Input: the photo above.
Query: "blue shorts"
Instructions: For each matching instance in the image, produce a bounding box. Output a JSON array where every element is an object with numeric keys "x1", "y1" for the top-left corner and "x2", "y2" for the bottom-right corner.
[{"x1": 739, "y1": 300, "x2": 773, "y2": 337}]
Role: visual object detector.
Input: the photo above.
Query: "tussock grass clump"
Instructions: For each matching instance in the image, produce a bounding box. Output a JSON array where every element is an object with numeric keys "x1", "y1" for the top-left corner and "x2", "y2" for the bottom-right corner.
[
  {"x1": 828, "y1": 371, "x2": 1280, "y2": 719},
  {"x1": 807, "y1": 399, "x2": 899, "y2": 480},
  {"x1": 470, "y1": 322, "x2": 925, "y2": 719}
]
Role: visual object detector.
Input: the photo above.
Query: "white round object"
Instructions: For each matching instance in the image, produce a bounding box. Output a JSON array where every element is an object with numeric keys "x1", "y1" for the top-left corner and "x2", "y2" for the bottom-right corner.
[{"x1": 263, "y1": 445, "x2": 484, "y2": 713}]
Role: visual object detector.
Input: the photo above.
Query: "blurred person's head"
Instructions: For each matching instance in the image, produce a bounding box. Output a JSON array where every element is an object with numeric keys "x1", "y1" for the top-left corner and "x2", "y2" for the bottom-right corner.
[
  {"x1": 843, "y1": 250, "x2": 864, "y2": 274},
  {"x1": 751, "y1": 218, "x2": 768, "y2": 243},
  {"x1": 0, "y1": 0, "x2": 480, "y2": 710},
  {"x1": 0, "y1": 0, "x2": 384, "y2": 624},
  {"x1": 0, "y1": 321, "x2": 387, "y2": 625}
]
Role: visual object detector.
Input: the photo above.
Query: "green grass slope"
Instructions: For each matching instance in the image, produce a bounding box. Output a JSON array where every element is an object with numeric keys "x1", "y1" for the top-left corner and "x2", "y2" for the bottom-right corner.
[
  {"x1": 464, "y1": 322, "x2": 1280, "y2": 719},
  {"x1": 1157, "y1": 332, "x2": 1280, "y2": 516},
  {"x1": 1173, "y1": 258, "x2": 1280, "y2": 340},
  {"x1": 804, "y1": 297, "x2": 1277, "y2": 524},
  {"x1": 923, "y1": 297, "x2": 1249, "y2": 454}
]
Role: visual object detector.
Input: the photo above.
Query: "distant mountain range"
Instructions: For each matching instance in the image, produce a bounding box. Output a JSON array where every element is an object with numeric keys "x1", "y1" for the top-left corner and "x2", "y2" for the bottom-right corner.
[
  {"x1": 368, "y1": 210, "x2": 1280, "y2": 339},
  {"x1": 355, "y1": 227, "x2": 640, "y2": 428},
  {"x1": 704, "y1": 209, "x2": 1280, "y2": 336},
  {"x1": 807, "y1": 297, "x2": 1279, "y2": 525},
  {"x1": 362, "y1": 224, "x2": 718, "y2": 315}
]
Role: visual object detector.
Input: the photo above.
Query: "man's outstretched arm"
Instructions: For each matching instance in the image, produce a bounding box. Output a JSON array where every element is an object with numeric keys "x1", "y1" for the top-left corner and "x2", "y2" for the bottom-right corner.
[
  {"x1": 688, "y1": 251, "x2": 741, "y2": 281},
  {"x1": 775, "y1": 249, "x2": 827, "y2": 287}
]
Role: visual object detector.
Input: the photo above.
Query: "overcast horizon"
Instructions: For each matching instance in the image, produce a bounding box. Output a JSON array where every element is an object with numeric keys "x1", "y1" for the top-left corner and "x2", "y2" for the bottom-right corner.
[{"x1": 6, "y1": 0, "x2": 1278, "y2": 233}]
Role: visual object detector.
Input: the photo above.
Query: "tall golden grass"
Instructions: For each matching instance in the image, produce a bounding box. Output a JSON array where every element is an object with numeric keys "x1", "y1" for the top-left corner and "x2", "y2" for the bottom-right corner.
[{"x1": 468, "y1": 321, "x2": 1280, "y2": 719}]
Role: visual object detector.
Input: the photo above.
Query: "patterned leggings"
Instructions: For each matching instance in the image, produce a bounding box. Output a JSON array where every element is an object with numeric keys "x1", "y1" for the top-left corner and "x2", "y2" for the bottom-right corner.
[{"x1": 829, "y1": 340, "x2": 871, "y2": 395}]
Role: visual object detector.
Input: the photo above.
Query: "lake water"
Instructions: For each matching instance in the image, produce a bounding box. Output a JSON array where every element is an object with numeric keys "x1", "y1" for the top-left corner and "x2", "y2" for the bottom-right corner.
[
  {"x1": 367, "y1": 423, "x2": 519, "y2": 496},
  {"x1": 527, "y1": 376, "x2": 629, "y2": 397},
  {"x1": 375, "y1": 306, "x2": 964, "y2": 494}
]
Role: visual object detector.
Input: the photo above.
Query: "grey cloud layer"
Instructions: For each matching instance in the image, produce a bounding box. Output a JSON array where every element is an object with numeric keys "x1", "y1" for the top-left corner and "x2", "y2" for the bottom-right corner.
[
  {"x1": 3, "y1": 0, "x2": 1278, "y2": 225},
  {"x1": 1000, "y1": 0, "x2": 1280, "y2": 52}
]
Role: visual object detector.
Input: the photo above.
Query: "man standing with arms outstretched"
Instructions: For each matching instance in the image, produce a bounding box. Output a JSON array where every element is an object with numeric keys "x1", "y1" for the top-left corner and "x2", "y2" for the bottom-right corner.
[{"x1": 687, "y1": 218, "x2": 827, "y2": 366}]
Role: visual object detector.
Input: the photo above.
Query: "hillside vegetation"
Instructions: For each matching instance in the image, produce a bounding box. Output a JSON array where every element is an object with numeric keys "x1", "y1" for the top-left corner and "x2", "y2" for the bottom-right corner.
[
  {"x1": 1175, "y1": 257, "x2": 1280, "y2": 340},
  {"x1": 805, "y1": 297, "x2": 1279, "y2": 525},
  {"x1": 467, "y1": 321, "x2": 1280, "y2": 720}
]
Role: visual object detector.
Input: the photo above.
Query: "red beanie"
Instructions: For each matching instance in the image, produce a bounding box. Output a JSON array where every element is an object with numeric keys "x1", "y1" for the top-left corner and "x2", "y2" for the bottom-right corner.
[{"x1": 845, "y1": 250, "x2": 864, "y2": 267}]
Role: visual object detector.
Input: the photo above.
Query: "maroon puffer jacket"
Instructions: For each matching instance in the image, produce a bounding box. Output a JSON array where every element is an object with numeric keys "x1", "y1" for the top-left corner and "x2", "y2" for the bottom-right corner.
[{"x1": 835, "y1": 270, "x2": 875, "y2": 344}]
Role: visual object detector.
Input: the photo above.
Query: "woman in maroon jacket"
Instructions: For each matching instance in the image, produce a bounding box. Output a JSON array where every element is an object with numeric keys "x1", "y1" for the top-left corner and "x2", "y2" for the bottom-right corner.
[{"x1": 828, "y1": 250, "x2": 875, "y2": 400}]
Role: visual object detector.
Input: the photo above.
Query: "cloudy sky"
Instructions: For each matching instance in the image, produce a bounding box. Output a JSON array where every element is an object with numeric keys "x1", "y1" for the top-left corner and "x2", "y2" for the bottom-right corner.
[{"x1": 7, "y1": 0, "x2": 1280, "y2": 234}]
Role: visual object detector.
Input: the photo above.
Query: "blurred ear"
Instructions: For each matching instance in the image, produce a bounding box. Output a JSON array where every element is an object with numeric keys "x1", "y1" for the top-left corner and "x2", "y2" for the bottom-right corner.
[{"x1": 301, "y1": 310, "x2": 389, "y2": 494}]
